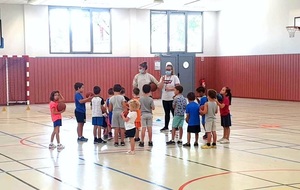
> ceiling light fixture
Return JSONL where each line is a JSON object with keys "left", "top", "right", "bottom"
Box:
{"left": 27, "top": 0, "right": 44, "bottom": 5}
{"left": 184, "top": 0, "right": 200, "bottom": 6}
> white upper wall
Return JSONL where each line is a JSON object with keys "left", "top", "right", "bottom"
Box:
{"left": 0, "top": 4, "right": 24, "bottom": 56}
{"left": 1, "top": 0, "right": 300, "bottom": 57}
{"left": 217, "top": 0, "right": 300, "bottom": 56}
{"left": 0, "top": 4, "right": 218, "bottom": 57}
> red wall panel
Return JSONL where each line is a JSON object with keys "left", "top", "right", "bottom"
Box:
{"left": 0, "top": 57, "right": 7, "bottom": 105}
{"left": 3, "top": 54, "right": 300, "bottom": 105}
{"left": 195, "top": 57, "right": 216, "bottom": 90}
{"left": 0, "top": 56, "right": 26, "bottom": 105}
{"left": 29, "top": 57, "right": 160, "bottom": 104}
{"left": 214, "top": 54, "right": 300, "bottom": 101}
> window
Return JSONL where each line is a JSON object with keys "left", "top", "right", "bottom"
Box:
{"left": 49, "top": 7, "right": 111, "bottom": 54}
{"left": 150, "top": 11, "right": 203, "bottom": 53}
{"left": 151, "top": 11, "right": 168, "bottom": 53}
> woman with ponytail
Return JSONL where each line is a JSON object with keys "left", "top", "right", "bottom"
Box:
{"left": 216, "top": 87, "right": 232, "bottom": 144}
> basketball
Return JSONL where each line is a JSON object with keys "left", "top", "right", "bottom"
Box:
{"left": 125, "top": 102, "right": 129, "bottom": 109}
{"left": 86, "top": 91, "right": 94, "bottom": 98}
{"left": 101, "top": 106, "right": 107, "bottom": 113}
{"left": 57, "top": 102, "right": 66, "bottom": 111}
{"left": 217, "top": 93, "right": 223, "bottom": 102}
{"left": 200, "top": 105, "right": 204, "bottom": 111}
{"left": 122, "top": 110, "right": 129, "bottom": 117}
{"left": 149, "top": 82, "right": 157, "bottom": 92}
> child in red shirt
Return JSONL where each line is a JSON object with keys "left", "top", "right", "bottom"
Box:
{"left": 49, "top": 91, "right": 65, "bottom": 150}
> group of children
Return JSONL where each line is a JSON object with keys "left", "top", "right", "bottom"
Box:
{"left": 48, "top": 81, "right": 232, "bottom": 153}
{"left": 166, "top": 86, "right": 232, "bottom": 149}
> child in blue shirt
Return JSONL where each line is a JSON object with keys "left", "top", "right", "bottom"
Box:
{"left": 183, "top": 92, "right": 201, "bottom": 147}
{"left": 74, "top": 82, "right": 93, "bottom": 142}
{"left": 196, "top": 86, "right": 208, "bottom": 139}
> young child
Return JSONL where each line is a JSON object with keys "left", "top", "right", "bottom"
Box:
{"left": 49, "top": 90, "right": 65, "bottom": 150}
{"left": 166, "top": 85, "right": 186, "bottom": 145}
{"left": 196, "top": 86, "right": 208, "bottom": 139}
{"left": 103, "top": 88, "right": 114, "bottom": 140}
{"left": 132, "top": 87, "right": 142, "bottom": 142}
{"left": 108, "top": 84, "right": 127, "bottom": 147}
{"left": 121, "top": 99, "right": 140, "bottom": 155}
{"left": 183, "top": 92, "right": 201, "bottom": 147}
{"left": 139, "top": 84, "right": 155, "bottom": 147}
{"left": 216, "top": 86, "right": 232, "bottom": 144}
{"left": 200, "top": 89, "right": 218, "bottom": 149}
{"left": 74, "top": 82, "right": 92, "bottom": 142}
{"left": 91, "top": 86, "right": 107, "bottom": 144}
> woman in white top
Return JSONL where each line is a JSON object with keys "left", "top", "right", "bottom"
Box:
{"left": 158, "top": 62, "right": 180, "bottom": 132}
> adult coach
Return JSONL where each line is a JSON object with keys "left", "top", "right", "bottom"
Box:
{"left": 158, "top": 62, "right": 180, "bottom": 132}
{"left": 133, "top": 62, "right": 159, "bottom": 95}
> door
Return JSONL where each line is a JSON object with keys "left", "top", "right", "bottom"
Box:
{"left": 160, "top": 54, "right": 195, "bottom": 97}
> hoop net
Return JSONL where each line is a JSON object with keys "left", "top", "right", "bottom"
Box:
{"left": 286, "top": 26, "right": 300, "bottom": 38}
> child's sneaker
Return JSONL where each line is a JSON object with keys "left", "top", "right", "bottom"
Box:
{"left": 183, "top": 143, "right": 191, "bottom": 147}
{"left": 166, "top": 140, "right": 175, "bottom": 145}
{"left": 49, "top": 143, "right": 56, "bottom": 149}
{"left": 126, "top": 150, "right": 135, "bottom": 155}
{"left": 103, "top": 134, "right": 108, "bottom": 140}
{"left": 134, "top": 137, "right": 140, "bottom": 142}
{"left": 217, "top": 138, "right": 225, "bottom": 142}
{"left": 148, "top": 141, "right": 153, "bottom": 147}
{"left": 97, "top": 138, "right": 107, "bottom": 144}
{"left": 77, "top": 136, "right": 88, "bottom": 142}
{"left": 114, "top": 142, "right": 119, "bottom": 147}
{"left": 194, "top": 142, "right": 199, "bottom": 147}
{"left": 121, "top": 142, "right": 125, "bottom": 146}
{"left": 107, "top": 134, "right": 113, "bottom": 140}
{"left": 220, "top": 139, "right": 230, "bottom": 144}
{"left": 139, "top": 142, "right": 144, "bottom": 147}
{"left": 94, "top": 138, "right": 98, "bottom": 144}
{"left": 201, "top": 144, "right": 211, "bottom": 149}
{"left": 177, "top": 140, "right": 183, "bottom": 145}
{"left": 57, "top": 144, "right": 65, "bottom": 150}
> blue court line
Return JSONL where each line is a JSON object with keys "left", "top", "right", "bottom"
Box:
{"left": 0, "top": 129, "right": 171, "bottom": 189}
{"left": 79, "top": 157, "right": 172, "bottom": 190}
{"left": 0, "top": 152, "right": 81, "bottom": 190}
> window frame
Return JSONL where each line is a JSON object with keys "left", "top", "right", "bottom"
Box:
{"left": 150, "top": 10, "right": 203, "bottom": 54}
{"left": 48, "top": 7, "right": 112, "bottom": 54}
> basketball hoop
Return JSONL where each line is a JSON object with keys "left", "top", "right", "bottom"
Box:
{"left": 286, "top": 26, "right": 300, "bottom": 38}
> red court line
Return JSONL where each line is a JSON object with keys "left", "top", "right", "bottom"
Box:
{"left": 178, "top": 169, "right": 300, "bottom": 190}
{"left": 0, "top": 144, "right": 21, "bottom": 147}
{"left": 260, "top": 124, "right": 280, "bottom": 128}
{"left": 20, "top": 134, "right": 47, "bottom": 149}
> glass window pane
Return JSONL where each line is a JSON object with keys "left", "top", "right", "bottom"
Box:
{"left": 71, "top": 9, "right": 91, "bottom": 52}
{"left": 151, "top": 12, "right": 168, "bottom": 53}
{"left": 92, "top": 11, "right": 111, "bottom": 53}
{"left": 169, "top": 13, "right": 185, "bottom": 52}
{"left": 49, "top": 8, "right": 70, "bottom": 53}
{"left": 187, "top": 13, "right": 203, "bottom": 52}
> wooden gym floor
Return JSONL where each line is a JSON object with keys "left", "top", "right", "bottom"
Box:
{"left": 0, "top": 98, "right": 300, "bottom": 190}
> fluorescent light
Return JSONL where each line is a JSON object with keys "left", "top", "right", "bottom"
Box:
{"left": 27, "top": 0, "right": 44, "bottom": 5}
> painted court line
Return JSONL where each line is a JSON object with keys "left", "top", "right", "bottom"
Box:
{"left": 80, "top": 157, "right": 172, "bottom": 190}
{"left": 178, "top": 169, "right": 300, "bottom": 190}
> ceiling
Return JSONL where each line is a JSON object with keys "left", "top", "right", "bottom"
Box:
{"left": 0, "top": 0, "right": 224, "bottom": 11}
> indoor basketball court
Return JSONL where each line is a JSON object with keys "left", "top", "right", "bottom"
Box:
{"left": 1, "top": 98, "right": 300, "bottom": 190}
{"left": 1, "top": 0, "right": 300, "bottom": 190}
